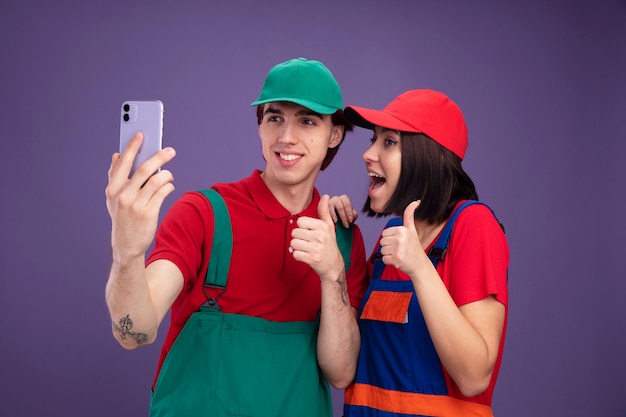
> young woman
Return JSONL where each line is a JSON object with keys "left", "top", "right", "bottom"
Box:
{"left": 330, "top": 89, "right": 509, "bottom": 417}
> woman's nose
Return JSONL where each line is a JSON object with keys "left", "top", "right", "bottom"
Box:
{"left": 363, "top": 144, "right": 378, "bottom": 162}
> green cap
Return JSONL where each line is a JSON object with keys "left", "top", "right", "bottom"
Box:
{"left": 251, "top": 57, "right": 343, "bottom": 115}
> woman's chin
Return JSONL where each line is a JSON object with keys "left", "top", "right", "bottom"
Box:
{"left": 368, "top": 199, "right": 386, "bottom": 214}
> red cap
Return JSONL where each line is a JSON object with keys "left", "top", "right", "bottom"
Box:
{"left": 344, "top": 89, "right": 468, "bottom": 159}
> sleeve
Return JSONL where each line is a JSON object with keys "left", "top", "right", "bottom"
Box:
{"left": 444, "top": 204, "right": 509, "bottom": 307}
{"left": 345, "top": 224, "right": 369, "bottom": 310}
{"left": 146, "top": 191, "right": 215, "bottom": 290}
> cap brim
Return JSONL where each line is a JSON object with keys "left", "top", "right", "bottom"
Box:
{"left": 345, "top": 106, "right": 423, "bottom": 133}
{"left": 251, "top": 97, "right": 338, "bottom": 115}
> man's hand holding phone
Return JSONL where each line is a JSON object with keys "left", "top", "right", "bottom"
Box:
{"left": 106, "top": 100, "right": 176, "bottom": 263}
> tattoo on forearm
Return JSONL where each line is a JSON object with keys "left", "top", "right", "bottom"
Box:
{"left": 112, "top": 315, "right": 148, "bottom": 345}
{"left": 337, "top": 273, "right": 349, "bottom": 306}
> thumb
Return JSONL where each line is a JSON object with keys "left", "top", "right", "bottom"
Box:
{"left": 403, "top": 200, "right": 421, "bottom": 230}
{"left": 317, "top": 194, "right": 333, "bottom": 225}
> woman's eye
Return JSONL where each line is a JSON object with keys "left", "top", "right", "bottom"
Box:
{"left": 384, "top": 138, "right": 398, "bottom": 146}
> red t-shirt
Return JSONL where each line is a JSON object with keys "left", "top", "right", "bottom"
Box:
{"left": 147, "top": 170, "right": 368, "bottom": 386}
{"left": 372, "top": 201, "right": 509, "bottom": 406}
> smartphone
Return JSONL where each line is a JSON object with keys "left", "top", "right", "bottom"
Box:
{"left": 119, "top": 100, "right": 164, "bottom": 178}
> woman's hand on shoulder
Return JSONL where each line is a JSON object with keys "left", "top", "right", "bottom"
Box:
{"left": 328, "top": 194, "right": 358, "bottom": 228}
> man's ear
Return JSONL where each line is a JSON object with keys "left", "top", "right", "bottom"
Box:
{"left": 328, "top": 125, "right": 344, "bottom": 149}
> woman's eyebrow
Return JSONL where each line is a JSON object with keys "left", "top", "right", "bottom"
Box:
{"left": 380, "top": 127, "right": 401, "bottom": 135}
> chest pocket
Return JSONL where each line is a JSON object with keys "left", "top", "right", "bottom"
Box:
{"left": 360, "top": 290, "right": 412, "bottom": 323}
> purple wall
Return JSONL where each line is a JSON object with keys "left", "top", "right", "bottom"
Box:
{"left": 1, "top": 1, "right": 625, "bottom": 416}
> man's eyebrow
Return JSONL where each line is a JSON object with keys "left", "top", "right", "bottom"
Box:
{"left": 295, "top": 109, "right": 324, "bottom": 119}
{"left": 263, "top": 106, "right": 283, "bottom": 117}
{"left": 263, "top": 105, "right": 324, "bottom": 119}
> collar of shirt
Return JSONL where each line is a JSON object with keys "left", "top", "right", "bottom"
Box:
{"left": 244, "top": 169, "right": 320, "bottom": 220}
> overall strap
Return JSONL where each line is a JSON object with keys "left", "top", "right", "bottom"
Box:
{"left": 335, "top": 222, "right": 353, "bottom": 272}
{"left": 197, "top": 189, "right": 233, "bottom": 309}
{"left": 427, "top": 200, "right": 500, "bottom": 268}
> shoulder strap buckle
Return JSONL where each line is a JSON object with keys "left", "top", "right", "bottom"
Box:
{"left": 427, "top": 247, "right": 447, "bottom": 261}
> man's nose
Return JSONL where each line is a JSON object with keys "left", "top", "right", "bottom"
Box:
{"left": 278, "top": 120, "right": 298, "bottom": 144}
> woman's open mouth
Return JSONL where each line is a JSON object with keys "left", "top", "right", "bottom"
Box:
{"left": 368, "top": 171, "right": 386, "bottom": 190}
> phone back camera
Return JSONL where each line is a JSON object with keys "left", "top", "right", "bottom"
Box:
{"left": 123, "top": 113, "right": 130, "bottom": 122}
{"left": 123, "top": 104, "right": 130, "bottom": 112}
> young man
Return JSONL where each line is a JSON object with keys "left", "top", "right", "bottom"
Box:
{"left": 105, "top": 58, "right": 367, "bottom": 416}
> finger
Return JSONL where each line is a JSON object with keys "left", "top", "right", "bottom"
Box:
{"left": 403, "top": 200, "right": 421, "bottom": 231}
{"left": 289, "top": 237, "right": 318, "bottom": 266}
{"left": 328, "top": 198, "right": 339, "bottom": 224}
{"left": 291, "top": 247, "right": 314, "bottom": 266}
{"left": 329, "top": 199, "right": 347, "bottom": 226}
{"left": 107, "top": 152, "right": 121, "bottom": 184}
{"left": 317, "top": 194, "right": 334, "bottom": 226}
{"left": 338, "top": 204, "right": 350, "bottom": 228}
{"left": 130, "top": 146, "right": 176, "bottom": 188}
{"left": 289, "top": 237, "right": 310, "bottom": 253}
{"left": 338, "top": 195, "right": 356, "bottom": 223}
{"left": 350, "top": 209, "right": 358, "bottom": 223}
{"left": 109, "top": 152, "right": 120, "bottom": 172}
{"left": 139, "top": 169, "right": 175, "bottom": 206}
{"left": 329, "top": 195, "right": 355, "bottom": 228}
{"left": 290, "top": 225, "right": 317, "bottom": 243}
{"left": 105, "top": 153, "right": 122, "bottom": 204}
{"left": 145, "top": 173, "right": 176, "bottom": 212}
{"left": 117, "top": 132, "right": 143, "bottom": 177}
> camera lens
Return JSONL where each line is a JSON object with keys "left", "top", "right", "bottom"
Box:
{"left": 123, "top": 114, "right": 130, "bottom": 122}
{"left": 123, "top": 104, "right": 130, "bottom": 112}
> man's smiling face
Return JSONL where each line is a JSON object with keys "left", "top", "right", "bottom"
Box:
{"left": 258, "top": 101, "right": 342, "bottom": 190}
